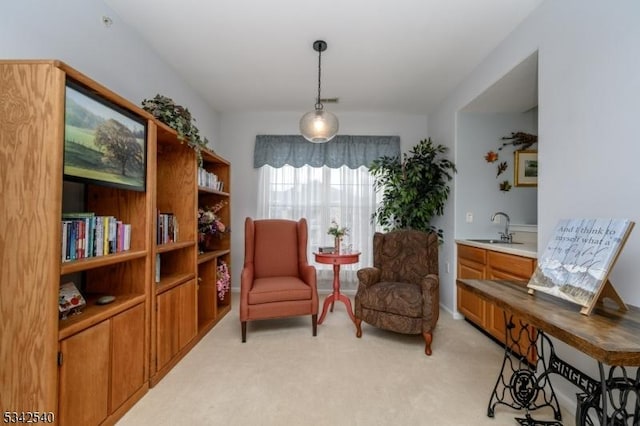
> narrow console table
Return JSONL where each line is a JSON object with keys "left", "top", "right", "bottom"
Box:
{"left": 456, "top": 279, "right": 640, "bottom": 426}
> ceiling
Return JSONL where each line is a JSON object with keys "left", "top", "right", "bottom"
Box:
{"left": 104, "top": 0, "right": 542, "bottom": 115}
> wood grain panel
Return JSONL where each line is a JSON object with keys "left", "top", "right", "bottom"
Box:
{"left": 58, "top": 320, "right": 110, "bottom": 426}
{"left": 0, "top": 62, "right": 63, "bottom": 413}
{"left": 156, "top": 142, "right": 197, "bottom": 242}
{"left": 487, "top": 251, "right": 534, "bottom": 279}
{"left": 156, "top": 288, "right": 180, "bottom": 369}
{"left": 458, "top": 244, "right": 486, "bottom": 265}
{"left": 110, "top": 304, "right": 145, "bottom": 412}
{"left": 198, "top": 262, "right": 217, "bottom": 324}
{"left": 179, "top": 280, "right": 197, "bottom": 349}
{"left": 457, "top": 279, "right": 640, "bottom": 366}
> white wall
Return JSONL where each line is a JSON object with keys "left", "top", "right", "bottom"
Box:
{"left": 217, "top": 111, "right": 428, "bottom": 290}
{"left": 456, "top": 111, "right": 538, "bottom": 238}
{"left": 430, "top": 0, "right": 640, "bottom": 412}
{"left": 0, "top": 0, "right": 220, "bottom": 148}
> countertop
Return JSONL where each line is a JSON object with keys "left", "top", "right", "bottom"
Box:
{"left": 456, "top": 238, "right": 537, "bottom": 259}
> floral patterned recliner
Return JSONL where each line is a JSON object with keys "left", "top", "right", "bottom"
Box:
{"left": 354, "top": 229, "right": 439, "bottom": 355}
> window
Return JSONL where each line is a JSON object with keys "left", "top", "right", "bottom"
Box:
{"left": 257, "top": 164, "right": 379, "bottom": 288}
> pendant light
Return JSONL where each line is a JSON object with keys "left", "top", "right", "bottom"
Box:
{"left": 299, "top": 40, "right": 339, "bottom": 143}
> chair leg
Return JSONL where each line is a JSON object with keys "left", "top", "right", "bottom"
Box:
{"left": 241, "top": 321, "right": 247, "bottom": 343}
{"left": 422, "top": 331, "right": 433, "bottom": 356}
{"left": 355, "top": 318, "right": 363, "bottom": 338}
{"left": 312, "top": 314, "right": 317, "bottom": 336}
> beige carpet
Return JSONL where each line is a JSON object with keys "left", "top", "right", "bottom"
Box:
{"left": 117, "top": 292, "right": 574, "bottom": 425}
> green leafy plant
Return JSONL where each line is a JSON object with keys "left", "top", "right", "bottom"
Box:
{"left": 327, "top": 220, "right": 349, "bottom": 238}
{"left": 141, "top": 94, "right": 209, "bottom": 162}
{"left": 369, "top": 138, "right": 456, "bottom": 240}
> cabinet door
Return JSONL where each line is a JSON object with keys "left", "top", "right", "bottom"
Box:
{"left": 157, "top": 287, "right": 180, "bottom": 369}
{"left": 59, "top": 321, "right": 110, "bottom": 426}
{"left": 487, "top": 260, "right": 537, "bottom": 364}
{"left": 457, "top": 257, "right": 486, "bottom": 325}
{"left": 111, "top": 304, "right": 145, "bottom": 412}
{"left": 179, "top": 280, "right": 197, "bottom": 348}
{"left": 487, "top": 251, "right": 535, "bottom": 281}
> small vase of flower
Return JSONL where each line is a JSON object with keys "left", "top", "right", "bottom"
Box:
{"left": 198, "top": 200, "right": 230, "bottom": 252}
{"left": 327, "top": 220, "right": 349, "bottom": 254}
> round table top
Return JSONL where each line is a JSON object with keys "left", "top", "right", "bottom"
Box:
{"left": 313, "top": 251, "right": 361, "bottom": 265}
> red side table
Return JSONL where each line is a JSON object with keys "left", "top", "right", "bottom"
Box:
{"left": 313, "top": 251, "right": 360, "bottom": 325}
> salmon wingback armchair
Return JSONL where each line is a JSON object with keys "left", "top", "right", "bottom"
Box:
{"left": 354, "top": 229, "right": 440, "bottom": 356}
{"left": 240, "top": 217, "right": 319, "bottom": 342}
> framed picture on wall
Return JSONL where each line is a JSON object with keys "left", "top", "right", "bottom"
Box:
{"left": 514, "top": 150, "right": 538, "bottom": 187}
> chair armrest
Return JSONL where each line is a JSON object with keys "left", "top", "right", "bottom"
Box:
{"left": 420, "top": 274, "right": 440, "bottom": 328}
{"left": 300, "top": 264, "right": 317, "bottom": 290}
{"left": 240, "top": 264, "right": 254, "bottom": 321}
{"left": 300, "top": 263, "right": 318, "bottom": 314}
{"left": 357, "top": 267, "right": 381, "bottom": 288}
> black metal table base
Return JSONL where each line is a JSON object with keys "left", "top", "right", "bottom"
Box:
{"left": 487, "top": 315, "right": 562, "bottom": 422}
{"left": 575, "top": 364, "right": 640, "bottom": 426}
{"left": 487, "top": 313, "right": 640, "bottom": 425}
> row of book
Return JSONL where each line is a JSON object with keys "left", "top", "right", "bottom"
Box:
{"left": 157, "top": 211, "right": 179, "bottom": 245}
{"left": 198, "top": 167, "right": 224, "bottom": 192}
{"left": 61, "top": 212, "right": 131, "bottom": 262}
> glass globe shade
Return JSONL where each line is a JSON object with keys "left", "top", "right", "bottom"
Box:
{"left": 299, "top": 109, "right": 339, "bottom": 143}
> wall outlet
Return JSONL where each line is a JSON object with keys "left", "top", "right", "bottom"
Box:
{"left": 466, "top": 212, "right": 473, "bottom": 223}
{"left": 492, "top": 215, "right": 501, "bottom": 224}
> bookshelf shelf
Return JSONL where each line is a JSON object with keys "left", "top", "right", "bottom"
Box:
{"left": 60, "top": 249, "right": 148, "bottom": 275}
{"left": 156, "top": 240, "right": 195, "bottom": 254}
{"left": 198, "top": 249, "right": 230, "bottom": 264}
{"left": 58, "top": 294, "right": 146, "bottom": 340}
{"left": 156, "top": 272, "right": 196, "bottom": 295}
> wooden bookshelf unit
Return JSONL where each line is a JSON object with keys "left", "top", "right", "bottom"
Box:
{"left": 0, "top": 60, "right": 232, "bottom": 424}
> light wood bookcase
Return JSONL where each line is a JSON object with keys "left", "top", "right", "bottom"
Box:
{"left": 149, "top": 127, "right": 233, "bottom": 388}
{"left": 196, "top": 149, "right": 232, "bottom": 335}
{"left": 0, "top": 60, "right": 232, "bottom": 424}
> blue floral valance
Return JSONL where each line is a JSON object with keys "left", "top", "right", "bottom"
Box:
{"left": 254, "top": 135, "right": 400, "bottom": 169}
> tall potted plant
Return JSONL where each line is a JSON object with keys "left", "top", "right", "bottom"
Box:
{"left": 369, "top": 138, "right": 456, "bottom": 239}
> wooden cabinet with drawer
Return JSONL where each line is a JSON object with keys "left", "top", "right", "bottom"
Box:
{"left": 457, "top": 243, "right": 537, "bottom": 363}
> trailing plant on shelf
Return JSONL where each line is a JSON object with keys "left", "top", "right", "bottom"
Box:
{"left": 369, "top": 138, "right": 456, "bottom": 240}
{"left": 141, "top": 94, "right": 209, "bottom": 162}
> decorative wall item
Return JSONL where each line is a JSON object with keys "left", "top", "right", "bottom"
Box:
{"left": 499, "top": 131, "right": 538, "bottom": 151}
{"left": 514, "top": 150, "right": 538, "bottom": 187}
{"left": 496, "top": 161, "right": 508, "bottom": 177}
{"left": 499, "top": 180, "right": 512, "bottom": 192}
{"left": 485, "top": 131, "right": 538, "bottom": 192}
{"left": 484, "top": 151, "right": 499, "bottom": 163}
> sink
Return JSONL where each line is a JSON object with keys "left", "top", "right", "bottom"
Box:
{"left": 467, "top": 239, "right": 523, "bottom": 245}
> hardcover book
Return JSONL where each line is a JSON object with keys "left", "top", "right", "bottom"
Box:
{"left": 527, "top": 218, "right": 634, "bottom": 314}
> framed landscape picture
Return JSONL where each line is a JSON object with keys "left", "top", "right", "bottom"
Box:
{"left": 64, "top": 79, "right": 147, "bottom": 192}
{"left": 514, "top": 150, "right": 537, "bottom": 187}
{"left": 527, "top": 218, "right": 635, "bottom": 314}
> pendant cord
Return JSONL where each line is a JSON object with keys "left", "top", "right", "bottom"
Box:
{"left": 316, "top": 48, "right": 323, "bottom": 110}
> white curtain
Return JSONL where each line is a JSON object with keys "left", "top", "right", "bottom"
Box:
{"left": 257, "top": 164, "right": 379, "bottom": 292}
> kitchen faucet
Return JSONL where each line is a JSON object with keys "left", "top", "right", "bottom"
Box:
{"left": 491, "top": 211, "right": 513, "bottom": 243}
